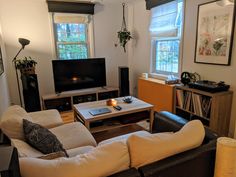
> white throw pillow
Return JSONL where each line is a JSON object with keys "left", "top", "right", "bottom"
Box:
{"left": 0, "top": 105, "right": 32, "bottom": 140}
{"left": 20, "top": 141, "right": 130, "bottom": 177}
{"left": 128, "top": 120, "right": 205, "bottom": 168}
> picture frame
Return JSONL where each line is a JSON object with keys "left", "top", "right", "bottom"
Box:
{"left": 194, "top": 0, "right": 235, "bottom": 65}
{"left": 0, "top": 46, "right": 4, "bottom": 76}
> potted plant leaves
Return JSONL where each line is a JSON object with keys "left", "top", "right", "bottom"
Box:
{"left": 15, "top": 56, "right": 37, "bottom": 75}
{"left": 117, "top": 3, "right": 132, "bottom": 52}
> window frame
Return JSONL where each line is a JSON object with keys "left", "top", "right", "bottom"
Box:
{"left": 150, "top": 0, "right": 185, "bottom": 78}
{"left": 151, "top": 36, "right": 182, "bottom": 77}
{"left": 52, "top": 13, "right": 93, "bottom": 60}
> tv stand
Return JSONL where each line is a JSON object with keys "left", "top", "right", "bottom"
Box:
{"left": 42, "top": 87, "right": 119, "bottom": 112}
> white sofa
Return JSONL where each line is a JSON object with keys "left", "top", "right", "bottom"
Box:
{"left": 0, "top": 105, "right": 97, "bottom": 157}
{"left": 0, "top": 105, "right": 206, "bottom": 177}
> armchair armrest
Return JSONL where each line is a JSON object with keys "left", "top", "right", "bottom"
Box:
{"left": 28, "top": 109, "right": 63, "bottom": 128}
{"left": 152, "top": 111, "right": 218, "bottom": 143}
{"left": 152, "top": 111, "right": 187, "bottom": 133}
{"left": 0, "top": 129, "right": 11, "bottom": 145}
{"left": 139, "top": 140, "right": 216, "bottom": 177}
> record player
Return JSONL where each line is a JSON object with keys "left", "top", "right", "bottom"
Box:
{"left": 188, "top": 80, "right": 230, "bottom": 93}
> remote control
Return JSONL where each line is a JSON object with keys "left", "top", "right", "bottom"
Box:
{"left": 113, "top": 105, "right": 122, "bottom": 111}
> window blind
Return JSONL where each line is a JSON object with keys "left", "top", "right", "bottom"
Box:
{"left": 53, "top": 13, "right": 91, "bottom": 24}
{"left": 47, "top": 0, "right": 95, "bottom": 14}
{"left": 149, "top": 1, "right": 178, "bottom": 37}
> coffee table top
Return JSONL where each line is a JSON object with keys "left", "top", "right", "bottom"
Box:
{"left": 73, "top": 97, "right": 153, "bottom": 122}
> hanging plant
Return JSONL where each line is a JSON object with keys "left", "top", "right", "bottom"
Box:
{"left": 117, "top": 3, "right": 132, "bottom": 52}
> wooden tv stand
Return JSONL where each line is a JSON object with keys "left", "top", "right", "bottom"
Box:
{"left": 41, "top": 87, "right": 119, "bottom": 113}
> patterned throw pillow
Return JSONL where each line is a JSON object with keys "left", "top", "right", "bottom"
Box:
{"left": 23, "top": 119, "right": 68, "bottom": 157}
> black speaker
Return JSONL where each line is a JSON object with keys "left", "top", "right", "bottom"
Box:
{"left": 21, "top": 74, "right": 41, "bottom": 112}
{"left": 119, "top": 67, "right": 130, "bottom": 96}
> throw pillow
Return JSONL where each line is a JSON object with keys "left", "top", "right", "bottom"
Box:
{"left": 23, "top": 119, "right": 68, "bottom": 157}
{"left": 128, "top": 120, "right": 205, "bottom": 168}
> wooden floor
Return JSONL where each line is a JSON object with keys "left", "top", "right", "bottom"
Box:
{"left": 61, "top": 111, "right": 147, "bottom": 143}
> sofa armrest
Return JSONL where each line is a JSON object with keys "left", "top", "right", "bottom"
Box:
{"left": 139, "top": 140, "right": 216, "bottom": 177}
{"left": 28, "top": 109, "right": 63, "bottom": 128}
{"left": 108, "top": 168, "right": 140, "bottom": 177}
{"left": 152, "top": 111, "right": 218, "bottom": 143}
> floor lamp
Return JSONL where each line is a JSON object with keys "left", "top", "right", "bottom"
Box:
{"left": 12, "top": 38, "right": 30, "bottom": 107}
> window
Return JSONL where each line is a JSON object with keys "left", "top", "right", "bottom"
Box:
{"left": 150, "top": 0, "right": 184, "bottom": 76}
{"left": 53, "top": 13, "right": 92, "bottom": 60}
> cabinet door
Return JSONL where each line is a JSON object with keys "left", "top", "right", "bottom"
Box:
{"left": 138, "top": 78, "right": 174, "bottom": 112}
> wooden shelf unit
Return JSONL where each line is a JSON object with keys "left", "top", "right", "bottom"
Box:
{"left": 42, "top": 87, "right": 119, "bottom": 113}
{"left": 174, "top": 85, "right": 233, "bottom": 136}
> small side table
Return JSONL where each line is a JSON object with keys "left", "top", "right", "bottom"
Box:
{"left": 0, "top": 146, "right": 21, "bottom": 177}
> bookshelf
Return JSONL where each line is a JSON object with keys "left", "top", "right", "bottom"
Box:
{"left": 174, "top": 85, "right": 233, "bottom": 136}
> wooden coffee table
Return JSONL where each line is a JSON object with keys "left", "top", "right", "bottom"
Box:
{"left": 73, "top": 97, "right": 154, "bottom": 133}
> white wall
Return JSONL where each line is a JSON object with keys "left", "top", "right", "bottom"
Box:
{"left": 0, "top": 0, "right": 128, "bottom": 106}
{"left": 0, "top": 0, "right": 55, "bottom": 106}
{"left": 127, "top": 0, "right": 151, "bottom": 96}
{"left": 0, "top": 21, "right": 10, "bottom": 117}
{"left": 94, "top": 3, "right": 128, "bottom": 87}
{"left": 128, "top": 0, "right": 236, "bottom": 137}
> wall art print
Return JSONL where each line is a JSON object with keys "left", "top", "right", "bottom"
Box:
{"left": 195, "top": 0, "right": 235, "bottom": 65}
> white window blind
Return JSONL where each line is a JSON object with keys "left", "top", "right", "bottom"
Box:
{"left": 54, "top": 13, "right": 91, "bottom": 24}
{"left": 149, "top": 1, "right": 178, "bottom": 37}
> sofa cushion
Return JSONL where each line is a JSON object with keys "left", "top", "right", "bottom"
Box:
{"left": 20, "top": 141, "right": 130, "bottom": 177}
{"left": 99, "top": 130, "right": 151, "bottom": 146}
{"left": 50, "top": 122, "right": 97, "bottom": 149}
{"left": 128, "top": 120, "right": 205, "bottom": 168}
{"left": 67, "top": 146, "right": 95, "bottom": 157}
{"left": 23, "top": 119, "right": 67, "bottom": 156}
{"left": 29, "top": 110, "right": 63, "bottom": 128}
{"left": 38, "top": 151, "right": 67, "bottom": 160}
{"left": 0, "top": 105, "right": 32, "bottom": 140}
{"left": 11, "top": 139, "right": 43, "bottom": 158}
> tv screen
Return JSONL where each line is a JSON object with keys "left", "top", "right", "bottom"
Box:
{"left": 52, "top": 58, "right": 106, "bottom": 93}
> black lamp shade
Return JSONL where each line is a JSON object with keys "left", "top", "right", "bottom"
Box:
{"left": 18, "top": 38, "right": 30, "bottom": 48}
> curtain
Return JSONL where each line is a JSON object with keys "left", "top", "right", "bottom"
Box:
{"left": 149, "top": 1, "right": 178, "bottom": 37}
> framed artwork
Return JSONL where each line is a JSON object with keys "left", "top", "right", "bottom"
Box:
{"left": 0, "top": 46, "right": 4, "bottom": 75}
{"left": 194, "top": 0, "right": 235, "bottom": 65}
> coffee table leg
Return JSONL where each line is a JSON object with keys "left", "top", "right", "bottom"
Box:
{"left": 149, "top": 109, "right": 154, "bottom": 133}
{"left": 85, "top": 121, "right": 90, "bottom": 130}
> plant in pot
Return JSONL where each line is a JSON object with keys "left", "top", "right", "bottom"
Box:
{"left": 15, "top": 56, "right": 37, "bottom": 75}
{"left": 117, "top": 3, "right": 132, "bottom": 52}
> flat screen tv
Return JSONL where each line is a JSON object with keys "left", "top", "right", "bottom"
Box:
{"left": 52, "top": 58, "right": 106, "bottom": 93}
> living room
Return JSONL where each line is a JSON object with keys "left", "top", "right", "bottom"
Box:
{"left": 0, "top": 0, "right": 236, "bottom": 176}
